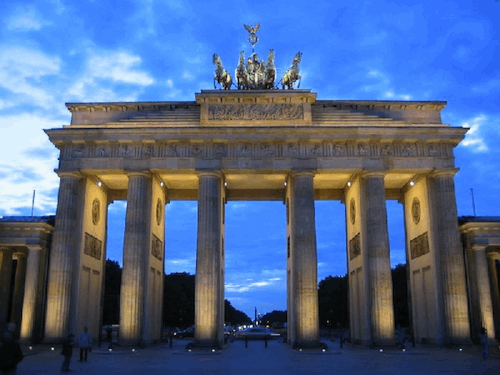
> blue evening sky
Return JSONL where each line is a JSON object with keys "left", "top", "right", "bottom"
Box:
{"left": 0, "top": 0, "right": 499, "bottom": 318}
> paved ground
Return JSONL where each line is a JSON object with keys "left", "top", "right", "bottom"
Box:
{"left": 15, "top": 338, "right": 500, "bottom": 375}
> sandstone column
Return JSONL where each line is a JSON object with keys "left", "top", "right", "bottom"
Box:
{"left": 120, "top": 172, "right": 151, "bottom": 345}
{"left": 362, "top": 172, "right": 395, "bottom": 345}
{"left": 20, "top": 246, "right": 43, "bottom": 341}
{"left": 487, "top": 254, "right": 500, "bottom": 333}
{"left": 194, "top": 171, "right": 223, "bottom": 348}
{"left": 45, "top": 172, "right": 84, "bottom": 341}
{"left": 10, "top": 253, "right": 27, "bottom": 336}
{"left": 469, "top": 246, "right": 495, "bottom": 339}
{"left": 289, "top": 171, "right": 319, "bottom": 347}
{"left": 0, "top": 248, "right": 14, "bottom": 323}
{"left": 431, "top": 171, "right": 470, "bottom": 343}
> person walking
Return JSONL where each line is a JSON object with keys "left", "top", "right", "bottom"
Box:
{"left": 480, "top": 327, "right": 489, "bottom": 359}
{"left": 78, "top": 327, "right": 92, "bottom": 362}
{"left": 61, "top": 333, "right": 74, "bottom": 372}
{"left": 0, "top": 329, "right": 24, "bottom": 375}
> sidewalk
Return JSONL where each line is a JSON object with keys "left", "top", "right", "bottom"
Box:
{"left": 15, "top": 339, "right": 500, "bottom": 375}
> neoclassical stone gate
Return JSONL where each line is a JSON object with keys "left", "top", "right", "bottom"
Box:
{"left": 42, "top": 89, "right": 472, "bottom": 347}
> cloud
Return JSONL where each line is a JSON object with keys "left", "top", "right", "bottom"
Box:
{"left": 0, "top": 46, "right": 61, "bottom": 109}
{"left": 459, "top": 114, "right": 488, "bottom": 152}
{"left": 6, "top": 5, "right": 51, "bottom": 31}
{"left": 67, "top": 50, "right": 154, "bottom": 102}
{"left": 0, "top": 113, "right": 61, "bottom": 215}
{"left": 362, "top": 69, "right": 412, "bottom": 100}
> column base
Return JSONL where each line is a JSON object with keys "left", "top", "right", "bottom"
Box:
{"left": 188, "top": 340, "right": 223, "bottom": 351}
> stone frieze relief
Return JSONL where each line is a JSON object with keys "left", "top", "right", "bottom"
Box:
{"left": 64, "top": 141, "right": 448, "bottom": 160}
{"left": 208, "top": 104, "right": 304, "bottom": 121}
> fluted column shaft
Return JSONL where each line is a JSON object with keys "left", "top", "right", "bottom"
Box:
{"left": 470, "top": 247, "right": 495, "bottom": 339}
{"left": 487, "top": 255, "right": 500, "bottom": 333}
{"left": 20, "top": 247, "right": 42, "bottom": 341}
{"left": 10, "top": 254, "right": 27, "bottom": 336}
{"left": 194, "top": 172, "right": 223, "bottom": 347}
{"left": 289, "top": 171, "right": 319, "bottom": 347}
{"left": 120, "top": 173, "right": 151, "bottom": 344}
{"left": 362, "top": 172, "right": 395, "bottom": 344}
{"left": 45, "top": 173, "right": 83, "bottom": 340}
{"left": 0, "top": 248, "right": 14, "bottom": 323}
{"left": 432, "top": 171, "right": 470, "bottom": 343}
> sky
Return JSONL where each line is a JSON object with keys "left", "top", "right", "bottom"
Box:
{"left": 0, "top": 0, "right": 499, "bottom": 320}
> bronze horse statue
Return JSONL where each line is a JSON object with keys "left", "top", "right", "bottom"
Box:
{"left": 235, "top": 51, "right": 249, "bottom": 90}
{"left": 213, "top": 54, "right": 233, "bottom": 90}
{"left": 281, "top": 52, "right": 302, "bottom": 90}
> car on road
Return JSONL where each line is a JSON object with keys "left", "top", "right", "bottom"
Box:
{"left": 174, "top": 326, "right": 195, "bottom": 339}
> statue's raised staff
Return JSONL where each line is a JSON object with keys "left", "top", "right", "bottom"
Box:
{"left": 213, "top": 54, "right": 233, "bottom": 90}
{"left": 281, "top": 52, "right": 302, "bottom": 90}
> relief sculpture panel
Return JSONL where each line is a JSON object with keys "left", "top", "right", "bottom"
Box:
{"left": 208, "top": 104, "right": 303, "bottom": 121}
{"left": 410, "top": 231, "right": 429, "bottom": 260}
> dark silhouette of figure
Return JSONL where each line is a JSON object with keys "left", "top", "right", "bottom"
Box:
{"left": 0, "top": 329, "right": 23, "bottom": 375}
{"left": 61, "top": 334, "right": 74, "bottom": 372}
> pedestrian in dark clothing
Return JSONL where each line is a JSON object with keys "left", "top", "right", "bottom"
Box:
{"left": 61, "top": 334, "right": 74, "bottom": 372}
{"left": 0, "top": 330, "right": 23, "bottom": 375}
{"left": 480, "top": 327, "right": 489, "bottom": 359}
{"left": 78, "top": 326, "right": 92, "bottom": 362}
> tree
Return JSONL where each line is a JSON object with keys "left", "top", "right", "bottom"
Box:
{"left": 392, "top": 263, "right": 410, "bottom": 327}
{"left": 163, "top": 272, "right": 195, "bottom": 328}
{"left": 261, "top": 310, "right": 287, "bottom": 326}
{"left": 318, "top": 275, "right": 348, "bottom": 328}
{"left": 225, "top": 300, "right": 252, "bottom": 326}
{"left": 103, "top": 259, "right": 121, "bottom": 325}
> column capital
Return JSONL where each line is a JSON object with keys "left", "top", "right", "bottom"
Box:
{"left": 55, "top": 170, "right": 83, "bottom": 179}
{"left": 12, "top": 252, "right": 27, "bottom": 260}
{"left": 429, "top": 168, "right": 459, "bottom": 179}
{"left": 486, "top": 252, "right": 500, "bottom": 260}
{"left": 470, "top": 245, "right": 487, "bottom": 252}
{"left": 289, "top": 170, "right": 315, "bottom": 178}
{"left": 361, "top": 170, "right": 385, "bottom": 179}
{"left": 196, "top": 170, "right": 223, "bottom": 179}
{"left": 27, "top": 245, "right": 43, "bottom": 252}
{"left": 126, "top": 171, "right": 151, "bottom": 179}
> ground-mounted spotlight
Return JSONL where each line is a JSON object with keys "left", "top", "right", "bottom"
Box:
{"left": 459, "top": 348, "right": 462, "bottom": 352}
{"left": 402, "top": 349, "right": 405, "bottom": 352}
{"left": 284, "top": 181, "right": 287, "bottom": 187}
{"left": 29, "top": 346, "right": 33, "bottom": 350}
{"left": 379, "top": 349, "right": 383, "bottom": 352}
{"left": 188, "top": 349, "right": 192, "bottom": 352}
{"left": 322, "top": 348, "right": 326, "bottom": 352}
{"left": 347, "top": 181, "right": 351, "bottom": 187}
{"left": 97, "top": 181, "right": 102, "bottom": 187}
{"left": 108, "top": 348, "right": 112, "bottom": 352}
{"left": 160, "top": 182, "right": 164, "bottom": 187}
{"left": 51, "top": 347, "right": 55, "bottom": 351}
{"left": 132, "top": 348, "right": 135, "bottom": 352}
{"left": 224, "top": 182, "right": 227, "bottom": 187}
{"left": 212, "top": 349, "right": 215, "bottom": 352}
{"left": 409, "top": 180, "right": 415, "bottom": 186}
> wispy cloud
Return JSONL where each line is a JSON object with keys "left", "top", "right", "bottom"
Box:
{"left": 0, "top": 46, "right": 61, "bottom": 109}
{"left": 459, "top": 114, "right": 488, "bottom": 152}
{"left": 6, "top": 5, "right": 51, "bottom": 31}
{"left": 67, "top": 50, "right": 154, "bottom": 102}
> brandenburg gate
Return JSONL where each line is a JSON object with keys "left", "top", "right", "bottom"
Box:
{"left": 41, "top": 84, "right": 471, "bottom": 347}
{"left": 7, "top": 28, "right": 473, "bottom": 347}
